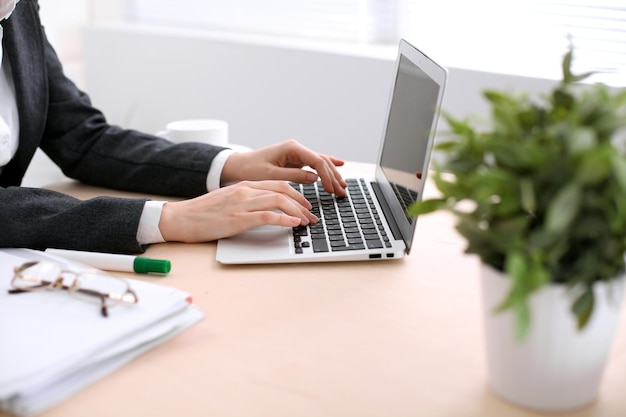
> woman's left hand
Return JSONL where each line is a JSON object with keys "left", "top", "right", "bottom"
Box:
{"left": 221, "top": 139, "right": 348, "bottom": 196}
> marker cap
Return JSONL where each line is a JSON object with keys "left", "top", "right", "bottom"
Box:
{"left": 133, "top": 257, "right": 171, "bottom": 274}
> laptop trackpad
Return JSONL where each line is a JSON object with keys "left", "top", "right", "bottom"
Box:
{"left": 216, "top": 225, "right": 292, "bottom": 264}
{"left": 234, "top": 225, "right": 291, "bottom": 242}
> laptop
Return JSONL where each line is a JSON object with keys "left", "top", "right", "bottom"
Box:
{"left": 216, "top": 39, "right": 447, "bottom": 264}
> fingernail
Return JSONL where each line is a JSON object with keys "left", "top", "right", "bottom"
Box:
{"left": 305, "top": 172, "right": 318, "bottom": 182}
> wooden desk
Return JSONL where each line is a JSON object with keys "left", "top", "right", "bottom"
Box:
{"left": 7, "top": 163, "right": 626, "bottom": 417}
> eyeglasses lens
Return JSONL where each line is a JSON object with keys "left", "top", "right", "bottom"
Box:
{"left": 72, "top": 273, "right": 130, "bottom": 306}
{"left": 14, "top": 262, "right": 65, "bottom": 290}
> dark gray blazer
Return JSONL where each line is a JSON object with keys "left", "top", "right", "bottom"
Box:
{"left": 0, "top": 0, "right": 225, "bottom": 253}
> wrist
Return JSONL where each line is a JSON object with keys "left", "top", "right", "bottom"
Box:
{"left": 220, "top": 152, "right": 245, "bottom": 185}
{"left": 158, "top": 202, "right": 180, "bottom": 242}
{"left": 208, "top": 149, "right": 237, "bottom": 190}
{"left": 137, "top": 201, "right": 167, "bottom": 245}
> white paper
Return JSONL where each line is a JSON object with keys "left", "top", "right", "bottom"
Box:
{"left": 0, "top": 249, "right": 204, "bottom": 416}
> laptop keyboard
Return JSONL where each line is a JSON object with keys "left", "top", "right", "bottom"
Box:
{"left": 391, "top": 182, "right": 418, "bottom": 223}
{"left": 290, "top": 178, "right": 392, "bottom": 254}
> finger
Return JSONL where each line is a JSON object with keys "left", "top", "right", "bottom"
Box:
{"left": 244, "top": 180, "right": 313, "bottom": 211}
{"left": 284, "top": 155, "right": 344, "bottom": 169}
{"left": 283, "top": 140, "right": 345, "bottom": 169}
{"left": 311, "top": 155, "right": 348, "bottom": 197}
{"left": 264, "top": 167, "right": 319, "bottom": 185}
{"left": 278, "top": 151, "right": 347, "bottom": 196}
{"left": 239, "top": 181, "right": 315, "bottom": 217}
{"left": 245, "top": 191, "right": 318, "bottom": 225}
{"left": 326, "top": 155, "right": 346, "bottom": 167}
{"left": 240, "top": 211, "right": 303, "bottom": 229}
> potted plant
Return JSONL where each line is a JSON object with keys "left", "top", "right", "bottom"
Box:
{"left": 410, "top": 45, "right": 626, "bottom": 412}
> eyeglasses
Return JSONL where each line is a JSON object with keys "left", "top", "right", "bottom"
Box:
{"left": 8, "top": 261, "right": 139, "bottom": 317}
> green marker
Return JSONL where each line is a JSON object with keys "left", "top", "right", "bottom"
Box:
{"left": 45, "top": 248, "right": 171, "bottom": 275}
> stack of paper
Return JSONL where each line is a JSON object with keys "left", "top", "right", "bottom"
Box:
{"left": 0, "top": 248, "right": 204, "bottom": 416}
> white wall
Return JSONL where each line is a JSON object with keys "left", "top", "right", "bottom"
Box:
{"left": 24, "top": 15, "right": 561, "bottom": 185}
{"left": 81, "top": 23, "right": 559, "bottom": 164}
{"left": 82, "top": 24, "right": 396, "bottom": 163}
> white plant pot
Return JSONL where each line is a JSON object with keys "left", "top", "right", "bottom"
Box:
{"left": 482, "top": 264, "right": 625, "bottom": 412}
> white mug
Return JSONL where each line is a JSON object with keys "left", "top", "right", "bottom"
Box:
{"left": 157, "top": 119, "right": 229, "bottom": 147}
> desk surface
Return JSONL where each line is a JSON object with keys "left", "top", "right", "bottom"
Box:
{"left": 8, "top": 163, "right": 626, "bottom": 417}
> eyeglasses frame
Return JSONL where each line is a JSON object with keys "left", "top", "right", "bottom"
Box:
{"left": 8, "top": 261, "right": 139, "bottom": 317}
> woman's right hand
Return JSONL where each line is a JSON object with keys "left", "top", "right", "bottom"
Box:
{"left": 158, "top": 180, "right": 318, "bottom": 243}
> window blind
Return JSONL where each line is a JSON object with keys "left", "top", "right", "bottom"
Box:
{"left": 126, "top": 0, "right": 626, "bottom": 80}
{"left": 127, "top": 0, "right": 397, "bottom": 43}
{"left": 519, "top": 0, "right": 626, "bottom": 73}
{"left": 402, "top": 0, "right": 625, "bottom": 81}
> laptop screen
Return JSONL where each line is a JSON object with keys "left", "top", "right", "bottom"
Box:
{"left": 375, "top": 40, "right": 447, "bottom": 253}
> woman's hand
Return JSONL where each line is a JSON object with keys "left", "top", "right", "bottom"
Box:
{"left": 221, "top": 139, "right": 348, "bottom": 197}
{"left": 158, "top": 180, "right": 318, "bottom": 242}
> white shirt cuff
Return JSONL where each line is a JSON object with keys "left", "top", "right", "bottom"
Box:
{"left": 136, "top": 200, "right": 167, "bottom": 245}
{"left": 137, "top": 149, "right": 236, "bottom": 246}
{"left": 207, "top": 149, "right": 236, "bottom": 191}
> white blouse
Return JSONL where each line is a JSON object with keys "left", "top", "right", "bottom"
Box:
{"left": 0, "top": 23, "right": 20, "bottom": 167}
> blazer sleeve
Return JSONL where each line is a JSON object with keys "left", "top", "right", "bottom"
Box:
{"left": 0, "top": 186, "right": 150, "bottom": 253}
{"left": 39, "top": 29, "right": 224, "bottom": 198}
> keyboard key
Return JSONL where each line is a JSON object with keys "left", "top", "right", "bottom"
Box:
{"left": 293, "top": 226, "right": 308, "bottom": 237}
{"left": 332, "top": 244, "right": 365, "bottom": 251}
{"left": 366, "top": 239, "right": 384, "bottom": 249}
{"left": 312, "top": 238, "right": 329, "bottom": 253}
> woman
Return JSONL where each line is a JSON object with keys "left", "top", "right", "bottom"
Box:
{"left": 0, "top": 0, "right": 347, "bottom": 253}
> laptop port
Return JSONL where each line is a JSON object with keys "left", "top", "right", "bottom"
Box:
{"left": 369, "top": 254, "right": 382, "bottom": 259}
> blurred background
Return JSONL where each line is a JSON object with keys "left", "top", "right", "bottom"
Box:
{"left": 25, "top": 0, "right": 626, "bottom": 186}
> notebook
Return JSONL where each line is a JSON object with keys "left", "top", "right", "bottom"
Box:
{"left": 216, "top": 39, "right": 447, "bottom": 264}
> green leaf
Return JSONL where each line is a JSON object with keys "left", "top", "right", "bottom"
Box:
{"left": 444, "top": 158, "right": 482, "bottom": 174}
{"left": 434, "top": 140, "right": 458, "bottom": 151}
{"left": 495, "top": 252, "right": 528, "bottom": 313}
{"left": 545, "top": 183, "right": 582, "bottom": 234}
{"left": 444, "top": 115, "right": 476, "bottom": 137}
{"left": 553, "top": 89, "right": 574, "bottom": 111}
{"left": 520, "top": 178, "right": 536, "bottom": 213}
{"left": 569, "top": 72, "right": 596, "bottom": 84}
{"left": 612, "top": 154, "right": 626, "bottom": 192}
{"left": 576, "top": 146, "right": 613, "bottom": 185}
{"left": 408, "top": 198, "right": 447, "bottom": 217}
{"left": 562, "top": 48, "right": 574, "bottom": 84}
{"left": 561, "top": 45, "right": 594, "bottom": 85}
{"left": 567, "top": 127, "right": 596, "bottom": 155}
{"left": 504, "top": 251, "right": 527, "bottom": 287}
{"left": 432, "top": 174, "right": 460, "bottom": 198}
{"left": 491, "top": 217, "right": 530, "bottom": 237}
{"left": 484, "top": 90, "right": 514, "bottom": 106}
{"left": 515, "top": 302, "right": 531, "bottom": 342}
{"left": 526, "top": 254, "right": 550, "bottom": 291}
{"left": 572, "top": 288, "right": 595, "bottom": 330}
{"left": 497, "top": 252, "right": 533, "bottom": 340}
